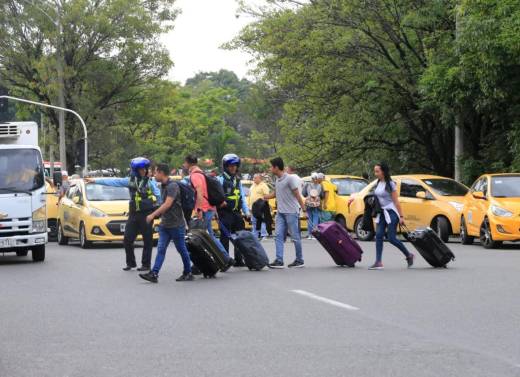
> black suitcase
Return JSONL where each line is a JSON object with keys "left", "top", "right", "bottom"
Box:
{"left": 233, "top": 230, "right": 269, "bottom": 271}
{"left": 407, "top": 227, "right": 455, "bottom": 268}
{"left": 186, "top": 229, "right": 227, "bottom": 278}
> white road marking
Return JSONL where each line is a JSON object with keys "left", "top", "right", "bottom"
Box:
{"left": 291, "top": 289, "right": 360, "bottom": 311}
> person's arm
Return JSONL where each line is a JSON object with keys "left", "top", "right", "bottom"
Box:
{"left": 191, "top": 174, "right": 205, "bottom": 219}
{"left": 391, "top": 189, "right": 405, "bottom": 225}
{"left": 146, "top": 196, "right": 174, "bottom": 223}
{"left": 85, "top": 177, "right": 129, "bottom": 187}
{"left": 149, "top": 180, "right": 162, "bottom": 206}
{"left": 292, "top": 188, "right": 306, "bottom": 211}
{"left": 322, "top": 190, "right": 329, "bottom": 210}
{"left": 264, "top": 191, "right": 275, "bottom": 200}
{"left": 239, "top": 182, "right": 250, "bottom": 216}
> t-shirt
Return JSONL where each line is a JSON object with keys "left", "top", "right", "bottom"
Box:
{"left": 321, "top": 180, "right": 337, "bottom": 212}
{"left": 275, "top": 173, "right": 301, "bottom": 214}
{"left": 374, "top": 180, "right": 397, "bottom": 208}
{"left": 302, "top": 182, "right": 324, "bottom": 198}
{"left": 248, "top": 182, "right": 271, "bottom": 208}
{"left": 189, "top": 167, "right": 215, "bottom": 212}
{"left": 160, "top": 179, "right": 185, "bottom": 228}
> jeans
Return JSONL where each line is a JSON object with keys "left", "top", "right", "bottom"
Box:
{"left": 375, "top": 210, "right": 411, "bottom": 263}
{"left": 123, "top": 210, "right": 154, "bottom": 268}
{"left": 153, "top": 225, "right": 192, "bottom": 275}
{"left": 203, "top": 210, "right": 231, "bottom": 261}
{"left": 217, "top": 210, "right": 245, "bottom": 258}
{"left": 306, "top": 207, "right": 321, "bottom": 236}
{"left": 251, "top": 215, "right": 267, "bottom": 237}
{"left": 275, "top": 212, "right": 303, "bottom": 263}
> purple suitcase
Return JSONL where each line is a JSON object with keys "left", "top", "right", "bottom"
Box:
{"left": 312, "top": 222, "right": 363, "bottom": 267}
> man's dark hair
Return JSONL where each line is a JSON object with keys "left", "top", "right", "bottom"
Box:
{"left": 270, "top": 157, "right": 284, "bottom": 171}
{"left": 156, "top": 163, "right": 170, "bottom": 176}
{"left": 185, "top": 154, "right": 198, "bottom": 165}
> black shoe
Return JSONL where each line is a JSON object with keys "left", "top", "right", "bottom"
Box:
{"left": 137, "top": 266, "right": 150, "bottom": 272}
{"left": 139, "top": 271, "right": 158, "bottom": 283}
{"left": 269, "top": 260, "right": 284, "bottom": 269}
{"left": 222, "top": 258, "right": 235, "bottom": 272}
{"left": 234, "top": 260, "right": 246, "bottom": 268}
{"left": 122, "top": 265, "right": 136, "bottom": 271}
{"left": 176, "top": 273, "right": 194, "bottom": 282}
{"left": 288, "top": 260, "right": 305, "bottom": 268}
{"left": 191, "top": 265, "right": 202, "bottom": 275}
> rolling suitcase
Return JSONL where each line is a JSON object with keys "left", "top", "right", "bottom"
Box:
{"left": 406, "top": 227, "right": 455, "bottom": 268}
{"left": 233, "top": 230, "right": 269, "bottom": 271}
{"left": 312, "top": 221, "right": 363, "bottom": 267}
{"left": 186, "top": 229, "right": 227, "bottom": 278}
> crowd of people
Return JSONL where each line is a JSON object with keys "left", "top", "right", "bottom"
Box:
{"left": 82, "top": 154, "right": 412, "bottom": 282}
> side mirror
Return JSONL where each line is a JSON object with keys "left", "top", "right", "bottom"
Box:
{"left": 53, "top": 172, "right": 62, "bottom": 187}
{"left": 72, "top": 196, "right": 81, "bottom": 205}
{"left": 415, "top": 191, "right": 427, "bottom": 199}
{"left": 472, "top": 191, "right": 486, "bottom": 200}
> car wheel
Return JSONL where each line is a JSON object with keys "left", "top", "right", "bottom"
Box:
{"left": 57, "top": 221, "right": 69, "bottom": 245}
{"left": 354, "top": 217, "right": 374, "bottom": 241}
{"left": 16, "top": 250, "right": 29, "bottom": 257}
{"left": 433, "top": 216, "right": 450, "bottom": 243}
{"left": 335, "top": 215, "right": 347, "bottom": 230}
{"left": 460, "top": 216, "right": 474, "bottom": 245}
{"left": 79, "top": 222, "right": 92, "bottom": 249}
{"left": 480, "top": 218, "right": 502, "bottom": 249}
{"left": 32, "top": 245, "right": 45, "bottom": 262}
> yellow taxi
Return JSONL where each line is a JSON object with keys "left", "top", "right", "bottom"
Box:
{"left": 460, "top": 174, "right": 520, "bottom": 248}
{"left": 57, "top": 179, "right": 158, "bottom": 248}
{"left": 45, "top": 180, "right": 59, "bottom": 241}
{"left": 347, "top": 175, "right": 468, "bottom": 242}
{"left": 302, "top": 175, "right": 368, "bottom": 229}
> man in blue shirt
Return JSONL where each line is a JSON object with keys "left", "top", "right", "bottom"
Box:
{"left": 85, "top": 157, "right": 161, "bottom": 271}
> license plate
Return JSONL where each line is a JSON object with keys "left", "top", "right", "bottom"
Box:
{"left": 120, "top": 224, "right": 126, "bottom": 232}
{"left": 0, "top": 238, "right": 14, "bottom": 248}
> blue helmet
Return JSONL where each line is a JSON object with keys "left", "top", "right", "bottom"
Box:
{"left": 222, "top": 153, "right": 241, "bottom": 169}
{"left": 130, "top": 157, "right": 150, "bottom": 173}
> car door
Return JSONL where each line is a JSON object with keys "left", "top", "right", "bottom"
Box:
{"left": 466, "top": 178, "right": 484, "bottom": 235}
{"left": 398, "top": 179, "right": 431, "bottom": 229}
{"left": 60, "top": 186, "right": 77, "bottom": 236}
{"left": 68, "top": 186, "right": 85, "bottom": 235}
{"left": 472, "top": 177, "right": 489, "bottom": 233}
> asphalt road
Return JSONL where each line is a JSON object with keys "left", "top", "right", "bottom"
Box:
{"left": 1, "top": 237, "right": 520, "bottom": 377}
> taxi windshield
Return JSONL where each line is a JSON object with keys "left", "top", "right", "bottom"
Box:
{"left": 422, "top": 179, "right": 468, "bottom": 196}
{"left": 491, "top": 176, "right": 520, "bottom": 198}
{"left": 330, "top": 178, "right": 368, "bottom": 196}
{"left": 0, "top": 148, "right": 44, "bottom": 192}
{"left": 86, "top": 184, "right": 130, "bottom": 201}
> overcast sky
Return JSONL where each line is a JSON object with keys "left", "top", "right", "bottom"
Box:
{"left": 163, "top": 0, "right": 256, "bottom": 84}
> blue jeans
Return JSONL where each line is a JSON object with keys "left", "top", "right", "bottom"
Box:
{"left": 275, "top": 212, "right": 303, "bottom": 263}
{"left": 203, "top": 210, "right": 231, "bottom": 261}
{"left": 153, "top": 226, "right": 192, "bottom": 275}
{"left": 251, "top": 215, "right": 267, "bottom": 237}
{"left": 306, "top": 207, "right": 321, "bottom": 236}
{"left": 375, "top": 210, "right": 411, "bottom": 263}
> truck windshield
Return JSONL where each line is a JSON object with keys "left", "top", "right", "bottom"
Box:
{"left": 86, "top": 184, "right": 130, "bottom": 201}
{"left": 0, "top": 149, "right": 44, "bottom": 192}
{"left": 491, "top": 176, "right": 520, "bottom": 198}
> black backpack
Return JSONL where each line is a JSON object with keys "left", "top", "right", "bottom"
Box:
{"left": 192, "top": 171, "right": 226, "bottom": 207}
{"left": 177, "top": 181, "right": 196, "bottom": 213}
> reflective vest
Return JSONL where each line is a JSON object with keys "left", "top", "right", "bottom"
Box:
{"left": 129, "top": 176, "right": 156, "bottom": 212}
{"left": 221, "top": 173, "right": 242, "bottom": 212}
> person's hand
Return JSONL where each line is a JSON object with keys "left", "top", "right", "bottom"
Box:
{"left": 399, "top": 216, "right": 405, "bottom": 226}
{"left": 84, "top": 177, "right": 94, "bottom": 184}
{"left": 263, "top": 195, "right": 270, "bottom": 201}
{"left": 146, "top": 214, "right": 155, "bottom": 224}
{"left": 220, "top": 201, "right": 228, "bottom": 208}
{"left": 348, "top": 198, "right": 355, "bottom": 206}
{"left": 197, "top": 210, "right": 203, "bottom": 220}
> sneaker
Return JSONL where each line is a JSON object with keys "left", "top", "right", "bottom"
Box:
{"left": 406, "top": 253, "right": 415, "bottom": 268}
{"left": 176, "top": 273, "right": 194, "bottom": 282}
{"left": 306, "top": 235, "right": 313, "bottom": 240}
{"left": 222, "top": 258, "right": 235, "bottom": 272}
{"left": 137, "top": 266, "right": 150, "bottom": 272}
{"left": 368, "top": 262, "right": 384, "bottom": 270}
{"left": 268, "top": 260, "right": 284, "bottom": 269}
{"left": 234, "top": 260, "right": 246, "bottom": 268}
{"left": 288, "top": 260, "right": 305, "bottom": 268}
{"left": 139, "top": 271, "right": 158, "bottom": 283}
{"left": 191, "top": 265, "right": 202, "bottom": 275}
{"left": 122, "top": 265, "right": 136, "bottom": 271}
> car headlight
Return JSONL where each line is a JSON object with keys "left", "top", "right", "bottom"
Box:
{"left": 490, "top": 205, "right": 513, "bottom": 218}
{"left": 89, "top": 208, "right": 107, "bottom": 218}
{"left": 32, "top": 206, "right": 47, "bottom": 233}
{"left": 448, "top": 201, "right": 464, "bottom": 212}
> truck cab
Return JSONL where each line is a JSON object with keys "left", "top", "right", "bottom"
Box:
{"left": 0, "top": 122, "right": 47, "bottom": 261}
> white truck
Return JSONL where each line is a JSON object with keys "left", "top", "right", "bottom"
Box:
{"left": 0, "top": 121, "right": 47, "bottom": 261}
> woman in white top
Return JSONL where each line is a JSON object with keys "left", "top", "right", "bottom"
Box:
{"left": 370, "top": 163, "right": 414, "bottom": 270}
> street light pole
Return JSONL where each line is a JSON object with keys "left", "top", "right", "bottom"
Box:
{"left": 454, "top": 5, "right": 464, "bottom": 182}
{"left": 0, "top": 95, "right": 88, "bottom": 176}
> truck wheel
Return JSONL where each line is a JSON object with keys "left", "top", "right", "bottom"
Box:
{"left": 460, "top": 216, "right": 474, "bottom": 245}
{"left": 32, "top": 245, "right": 45, "bottom": 262}
{"left": 79, "top": 222, "right": 92, "bottom": 249}
{"left": 354, "top": 217, "right": 374, "bottom": 241}
{"left": 433, "top": 216, "right": 450, "bottom": 243}
{"left": 16, "top": 250, "right": 29, "bottom": 257}
{"left": 57, "top": 221, "right": 69, "bottom": 245}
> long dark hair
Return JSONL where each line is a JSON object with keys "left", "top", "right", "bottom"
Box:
{"left": 375, "top": 162, "right": 393, "bottom": 193}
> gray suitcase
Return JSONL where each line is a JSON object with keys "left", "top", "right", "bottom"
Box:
{"left": 233, "top": 230, "right": 269, "bottom": 271}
